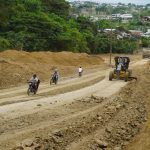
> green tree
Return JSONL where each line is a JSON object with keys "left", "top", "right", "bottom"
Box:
{"left": 141, "top": 37, "right": 150, "bottom": 48}
{"left": 42, "top": 0, "right": 70, "bottom": 17}
{"left": 0, "top": 38, "right": 10, "bottom": 51}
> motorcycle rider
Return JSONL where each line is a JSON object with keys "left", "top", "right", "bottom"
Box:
{"left": 29, "top": 74, "right": 40, "bottom": 90}
{"left": 51, "top": 69, "right": 59, "bottom": 82}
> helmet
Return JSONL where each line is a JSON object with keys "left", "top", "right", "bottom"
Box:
{"left": 33, "top": 74, "right": 37, "bottom": 78}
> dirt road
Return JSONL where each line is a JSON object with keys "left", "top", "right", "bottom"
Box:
{"left": 0, "top": 59, "right": 149, "bottom": 150}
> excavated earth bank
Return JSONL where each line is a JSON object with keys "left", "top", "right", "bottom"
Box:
{"left": 9, "top": 63, "right": 150, "bottom": 150}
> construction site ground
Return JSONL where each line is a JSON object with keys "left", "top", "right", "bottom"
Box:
{"left": 0, "top": 50, "right": 150, "bottom": 150}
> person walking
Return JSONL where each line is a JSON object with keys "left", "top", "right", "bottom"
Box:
{"left": 78, "top": 66, "right": 83, "bottom": 77}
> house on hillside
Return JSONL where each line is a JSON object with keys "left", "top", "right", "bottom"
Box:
{"left": 141, "top": 29, "right": 150, "bottom": 38}
{"left": 104, "top": 29, "right": 116, "bottom": 33}
{"left": 112, "top": 13, "right": 121, "bottom": 19}
{"left": 120, "top": 14, "right": 133, "bottom": 23}
{"left": 111, "top": 13, "right": 133, "bottom": 22}
{"left": 129, "top": 30, "right": 143, "bottom": 38}
{"left": 90, "top": 16, "right": 99, "bottom": 22}
{"left": 142, "top": 16, "right": 150, "bottom": 21}
{"left": 98, "top": 15, "right": 112, "bottom": 20}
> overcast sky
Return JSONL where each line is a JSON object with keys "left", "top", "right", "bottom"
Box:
{"left": 68, "top": 0, "right": 150, "bottom": 5}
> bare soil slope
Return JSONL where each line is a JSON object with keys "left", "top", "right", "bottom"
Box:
{"left": 0, "top": 50, "right": 149, "bottom": 150}
{"left": 0, "top": 58, "right": 149, "bottom": 150}
{"left": 125, "top": 62, "right": 150, "bottom": 150}
{"left": 0, "top": 50, "right": 104, "bottom": 88}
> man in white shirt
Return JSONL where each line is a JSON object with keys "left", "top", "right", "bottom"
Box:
{"left": 78, "top": 67, "right": 83, "bottom": 77}
{"left": 116, "top": 63, "right": 122, "bottom": 79}
{"left": 29, "top": 74, "right": 40, "bottom": 90}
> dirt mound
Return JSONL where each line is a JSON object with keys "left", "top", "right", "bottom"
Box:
{"left": 10, "top": 63, "right": 150, "bottom": 150}
{"left": 0, "top": 59, "right": 149, "bottom": 150}
{"left": 0, "top": 50, "right": 104, "bottom": 88}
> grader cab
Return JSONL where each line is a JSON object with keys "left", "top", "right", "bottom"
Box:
{"left": 109, "top": 56, "right": 132, "bottom": 82}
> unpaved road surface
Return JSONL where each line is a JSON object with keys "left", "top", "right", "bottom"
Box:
{"left": 0, "top": 59, "right": 149, "bottom": 150}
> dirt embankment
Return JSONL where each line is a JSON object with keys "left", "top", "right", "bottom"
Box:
{"left": 0, "top": 50, "right": 104, "bottom": 88}
{"left": 0, "top": 50, "right": 148, "bottom": 150}
{"left": 6, "top": 62, "right": 149, "bottom": 150}
{"left": 125, "top": 62, "right": 150, "bottom": 150}
{"left": 23, "top": 63, "right": 150, "bottom": 150}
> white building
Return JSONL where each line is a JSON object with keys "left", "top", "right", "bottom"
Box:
{"left": 120, "top": 14, "right": 133, "bottom": 23}
{"left": 111, "top": 13, "right": 133, "bottom": 22}
{"left": 112, "top": 13, "right": 121, "bottom": 19}
{"left": 104, "top": 29, "right": 116, "bottom": 33}
{"left": 141, "top": 29, "right": 150, "bottom": 38}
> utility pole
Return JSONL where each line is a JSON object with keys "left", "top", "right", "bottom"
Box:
{"left": 109, "top": 29, "right": 112, "bottom": 65}
{"left": 109, "top": 15, "right": 112, "bottom": 65}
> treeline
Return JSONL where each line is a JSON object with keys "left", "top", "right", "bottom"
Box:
{"left": 0, "top": 0, "right": 140, "bottom": 53}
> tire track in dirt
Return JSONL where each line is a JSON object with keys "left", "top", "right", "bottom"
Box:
{"left": 0, "top": 66, "right": 105, "bottom": 97}
{"left": 0, "top": 78, "right": 128, "bottom": 150}
{"left": 0, "top": 97, "right": 107, "bottom": 145}
{"left": 0, "top": 68, "right": 106, "bottom": 104}
{"left": 0, "top": 59, "right": 149, "bottom": 150}
{"left": 0, "top": 75, "right": 104, "bottom": 106}
{"left": 0, "top": 78, "right": 126, "bottom": 119}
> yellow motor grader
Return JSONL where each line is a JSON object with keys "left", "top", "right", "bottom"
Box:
{"left": 109, "top": 56, "right": 132, "bottom": 82}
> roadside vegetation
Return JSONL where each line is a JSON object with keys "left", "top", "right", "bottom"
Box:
{"left": 0, "top": 0, "right": 149, "bottom": 53}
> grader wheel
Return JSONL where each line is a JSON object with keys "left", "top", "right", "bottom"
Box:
{"left": 128, "top": 69, "right": 132, "bottom": 77}
{"left": 124, "top": 72, "right": 129, "bottom": 82}
{"left": 109, "top": 71, "right": 114, "bottom": 81}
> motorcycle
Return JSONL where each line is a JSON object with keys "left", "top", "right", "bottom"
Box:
{"left": 27, "top": 81, "right": 37, "bottom": 96}
{"left": 50, "top": 74, "right": 58, "bottom": 85}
